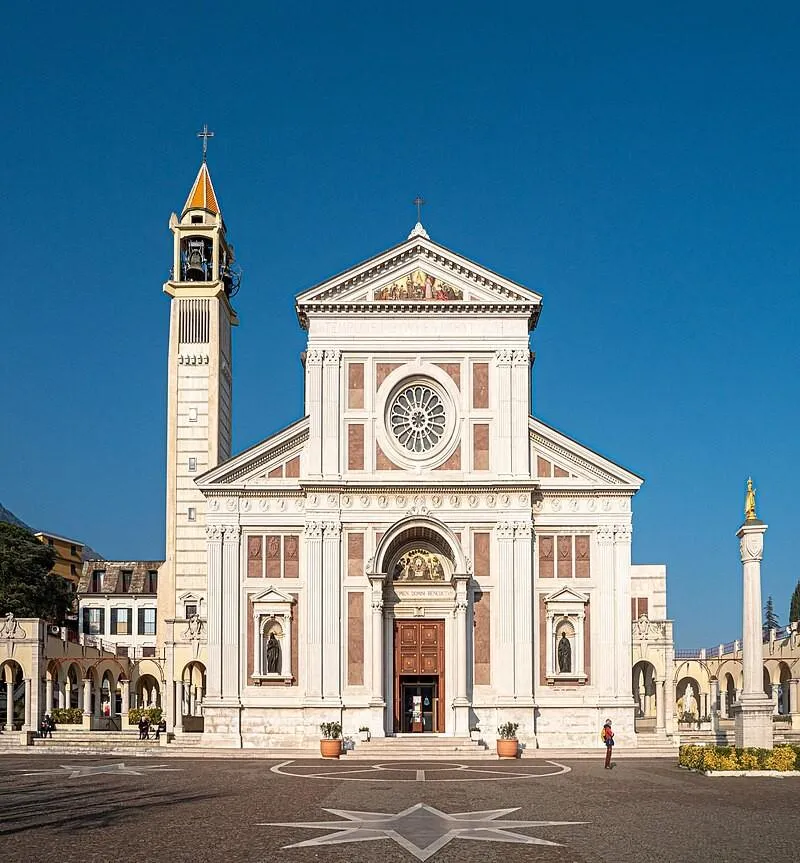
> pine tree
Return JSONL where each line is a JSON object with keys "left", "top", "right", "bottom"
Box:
{"left": 790, "top": 581, "right": 800, "bottom": 625}
{"left": 763, "top": 595, "right": 780, "bottom": 636}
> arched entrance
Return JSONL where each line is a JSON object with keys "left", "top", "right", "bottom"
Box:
{"left": 372, "top": 515, "right": 470, "bottom": 736}
{"left": 180, "top": 662, "right": 206, "bottom": 732}
{"left": 676, "top": 676, "right": 702, "bottom": 722}
{"left": 0, "top": 661, "right": 25, "bottom": 730}
{"left": 136, "top": 674, "right": 161, "bottom": 709}
{"left": 632, "top": 660, "right": 657, "bottom": 730}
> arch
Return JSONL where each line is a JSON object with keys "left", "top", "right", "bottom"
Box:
{"left": 180, "top": 661, "right": 207, "bottom": 731}
{"left": 722, "top": 671, "right": 737, "bottom": 718}
{"left": 374, "top": 515, "right": 467, "bottom": 576}
{"left": 0, "top": 660, "right": 26, "bottom": 730}
{"left": 135, "top": 674, "right": 161, "bottom": 710}
{"left": 763, "top": 666, "right": 772, "bottom": 698}
{"left": 676, "top": 675, "right": 702, "bottom": 721}
{"left": 778, "top": 661, "right": 792, "bottom": 714}
{"left": 632, "top": 660, "right": 658, "bottom": 724}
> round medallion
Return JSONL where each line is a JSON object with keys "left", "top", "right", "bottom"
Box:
{"left": 389, "top": 384, "right": 446, "bottom": 454}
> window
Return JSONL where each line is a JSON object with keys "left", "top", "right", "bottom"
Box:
{"left": 631, "top": 597, "right": 649, "bottom": 620}
{"left": 189, "top": 407, "right": 198, "bottom": 422}
{"left": 120, "top": 570, "right": 133, "bottom": 593}
{"left": 142, "top": 646, "right": 156, "bottom": 658}
{"left": 188, "top": 507, "right": 197, "bottom": 521}
{"left": 70, "top": 544, "right": 77, "bottom": 555}
{"left": 185, "top": 603, "right": 198, "bottom": 619}
{"left": 90, "top": 570, "right": 105, "bottom": 593}
{"left": 191, "top": 215, "right": 203, "bottom": 224}
{"left": 146, "top": 570, "right": 158, "bottom": 593}
{"left": 188, "top": 457, "right": 197, "bottom": 472}
{"left": 110, "top": 607, "right": 131, "bottom": 635}
{"left": 138, "top": 608, "right": 157, "bottom": 636}
{"left": 70, "top": 563, "right": 77, "bottom": 576}
{"left": 83, "top": 607, "right": 105, "bottom": 635}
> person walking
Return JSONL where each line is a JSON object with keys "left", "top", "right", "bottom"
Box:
{"left": 602, "top": 719, "right": 614, "bottom": 768}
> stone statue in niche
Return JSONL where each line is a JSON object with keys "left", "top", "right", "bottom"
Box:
{"left": 557, "top": 631, "right": 572, "bottom": 674}
{"left": 266, "top": 632, "right": 281, "bottom": 674}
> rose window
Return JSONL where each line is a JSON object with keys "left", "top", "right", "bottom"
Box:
{"left": 389, "top": 385, "right": 446, "bottom": 453}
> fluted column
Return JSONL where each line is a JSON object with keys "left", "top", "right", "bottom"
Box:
{"left": 513, "top": 521, "right": 533, "bottom": 699}
{"left": 221, "top": 524, "right": 241, "bottom": 701}
{"left": 735, "top": 517, "right": 773, "bottom": 748}
{"left": 494, "top": 350, "right": 512, "bottom": 476}
{"left": 322, "top": 350, "right": 341, "bottom": 477}
{"left": 322, "top": 521, "right": 342, "bottom": 700}
{"left": 304, "top": 521, "right": 324, "bottom": 700}
{"left": 613, "top": 523, "right": 633, "bottom": 699}
{"left": 305, "top": 349, "right": 324, "bottom": 476}
{"left": 368, "top": 574, "right": 386, "bottom": 708}
{"left": 595, "top": 525, "right": 615, "bottom": 696}
{"left": 496, "top": 521, "right": 515, "bottom": 699}
{"left": 452, "top": 573, "right": 470, "bottom": 735}
{"left": 205, "top": 524, "right": 224, "bottom": 700}
{"left": 510, "top": 349, "right": 530, "bottom": 475}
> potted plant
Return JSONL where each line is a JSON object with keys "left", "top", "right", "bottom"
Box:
{"left": 496, "top": 722, "right": 519, "bottom": 758}
{"left": 319, "top": 721, "right": 343, "bottom": 758}
{"left": 358, "top": 726, "right": 371, "bottom": 742}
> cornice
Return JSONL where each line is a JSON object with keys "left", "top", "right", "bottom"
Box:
{"left": 529, "top": 429, "right": 619, "bottom": 484}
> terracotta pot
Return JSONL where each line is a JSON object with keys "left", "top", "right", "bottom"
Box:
{"left": 320, "top": 738, "right": 342, "bottom": 759}
{"left": 496, "top": 738, "right": 518, "bottom": 758}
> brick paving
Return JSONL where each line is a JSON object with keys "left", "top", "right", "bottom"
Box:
{"left": 0, "top": 755, "right": 797, "bottom": 862}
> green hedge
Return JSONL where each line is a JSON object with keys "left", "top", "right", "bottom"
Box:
{"left": 679, "top": 744, "right": 800, "bottom": 772}
{"left": 128, "top": 707, "right": 163, "bottom": 724}
{"left": 49, "top": 707, "right": 83, "bottom": 724}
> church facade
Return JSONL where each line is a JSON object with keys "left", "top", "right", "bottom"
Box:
{"left": 157, "top": 160, "right": 665, "bottom": 749}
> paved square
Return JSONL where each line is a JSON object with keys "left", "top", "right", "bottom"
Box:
{"left": 0, "top": 756, "right": 797, "bottom": 862}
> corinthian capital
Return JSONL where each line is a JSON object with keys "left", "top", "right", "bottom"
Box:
{"left": 205, "top": 524, "right": 222, "bottom": 542}
{"left": 494, "top": 348, "right": 513, "bottom": 365}
{"left": 614, "top": 523, "right": 632, "bottom": 542}
{"left": 496, "top": 521, "right": 515, "bottom": 539}
{"left": 511, "top": 349, "right": 529, "bottom": 365}
{"left": 596, "top": 524, "right": 614, "bottom": 543}
{"left": 514, "top": 521, "right": 533, "bottom": 539}
{"left": 306, "top": 349, "right": 324, "bottom": 365}
{"left": 323, "top": 521, "right": 342, "bottom": 539}
{"left": 305, "top": 520, "right": 323, "bottom": 540}
{"left": 222, "top": 524, "right": 241, "bottom": 542}
{"left": 324, "top": 349, "right": 341, "bottom": 365}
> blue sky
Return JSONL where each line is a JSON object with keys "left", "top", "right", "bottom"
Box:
{"left": 2, "top": 3, "right": 798, "bottom": 648}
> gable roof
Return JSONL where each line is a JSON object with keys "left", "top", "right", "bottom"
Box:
{"left": 295, "top": 233, "right": 543, "bottom": 331}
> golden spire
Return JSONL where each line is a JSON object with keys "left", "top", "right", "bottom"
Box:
{"left": 744, "top": 476, "right": 757, "bottom": 521}
{"left": 182, "top": 162, "right": 220, "bottom": 217}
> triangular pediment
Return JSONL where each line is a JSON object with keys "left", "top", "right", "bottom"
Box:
{"left": 545, "top": 586, "right": 589, "bottom": 604}
{"left": 252, "top": 586, "right": 295, "bottom": 605}
{"left": 530, "top": 417, "right": 643, "bottom": 489}
{"left": 295, "top": 234, "right": 542, "bottom": 327}
{"left": 196, "top": 417, "right": 308, "bottom": 489}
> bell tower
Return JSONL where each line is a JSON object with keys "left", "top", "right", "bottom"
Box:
{"left": 158, "top": 139, "right": 240, "bottom": 637}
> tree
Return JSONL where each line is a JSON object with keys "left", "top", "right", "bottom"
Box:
{"left": 790, "top": 581, "right": 800, "bottom": 626}
{"left": 763, "top": 595, "right": 780, "bottom": 637}
{"left": 0, "top": 523, "right": 74, "bottom": 622}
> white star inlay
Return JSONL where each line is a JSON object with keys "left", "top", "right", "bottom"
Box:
{"left": 17, "top": 762, "right": 182, "bottom": 780}
{"left": 261, "top": 802, "right": 588, "bottom": 861}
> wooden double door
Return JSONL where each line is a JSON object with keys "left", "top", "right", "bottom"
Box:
{"left": 393, "top": 619, "right": 445, "bottom": 733}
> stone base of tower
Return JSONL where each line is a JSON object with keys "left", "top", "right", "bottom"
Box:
{"left": 533, "top": 705, "right": 635, "bottom": 749}
{"left": 733, "top": 696, "right": 774, "bottom": 749}
{"left": 201, "top": 704, "right": 243, "bottom": 748}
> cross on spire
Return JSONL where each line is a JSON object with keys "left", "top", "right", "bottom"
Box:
{"left": 197, "top": 124, "right": 215, "bottom": 162}
{"left": 413, "top": 195, "right": 425, "bottom": 222}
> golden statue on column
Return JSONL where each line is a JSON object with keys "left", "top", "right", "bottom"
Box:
{"left": 744, "top": 477, "right": 758, "bottom": 521}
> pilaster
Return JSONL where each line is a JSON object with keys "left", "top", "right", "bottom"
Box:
{"left": 494, "top": 349, "right": 512, "bottom": 476}
{"left": 305, "top": 349, "right": 324, "bottom": 476}
{"left": 322, "top": 521, "right": 342, "bottom": 701}
{"left": 513, "top": 521, "right": 534, "bottom": 700}
{"left": 205, "top": 524, "right": 224, "bottom": 700}
{"left": 304, "top": 521, "right": 324, "bottom": 701}
{"left": 221, "top": 524, "right": 241, "bottom": 702}
{"left": 322, "top": 350, "right": 341, "bottom": 477}
{"left": 451, "top": 572, "right": 470, "bottom": 735}
{"left": 495, "top": 521, "right": 515, "bottom": 699}
{"left": 510, "top": 349, "right": 530, "bottom": 475}
{"left": 595, "top": 525, "right": 615, "bottom": 696}
{"left": 613, "top": 523, "right": 633, "bottom": 700}
{"left": 368, "top": 573, "right": 386, "bottom": 714}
